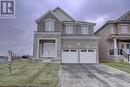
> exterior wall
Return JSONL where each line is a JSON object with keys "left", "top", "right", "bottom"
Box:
{"left": 61, "top": 39, "right": 98, "bottom": 49}
{"left": 37, "top": 13, "right": 62, "bottom": 32}
{"left": 117, "top": 24, "right": 130, "bottom": 34}
{"left": 61, "top": 39, "right": 99, "bottom": 61}
{"left": 89, "top": 25, "right": 94, "bottom": 35}
{"left": 95, "top": 24, "right": 111, "bottom": 60}
{"left": 62, "top": 23, "right": 94, "bottom": 35}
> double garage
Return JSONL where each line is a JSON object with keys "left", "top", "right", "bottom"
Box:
{"left": 62, "top": 49, "right": 97, "bottom": 63}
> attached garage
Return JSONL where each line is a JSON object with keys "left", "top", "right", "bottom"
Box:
{"left": 62, "top": 49, "right": 97, "bottom": 63}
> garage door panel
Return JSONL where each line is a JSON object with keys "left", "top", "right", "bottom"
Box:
{"left": 80, "top": 49, "right": 96, "bottom": 63}
{"left": 62, "top": 49, "right": 78, "bottom": 63}
{"left": 62, "top": 49, "right": 97, "bottom": 63}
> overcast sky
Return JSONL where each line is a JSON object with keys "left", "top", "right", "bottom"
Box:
{"left": 0, "top": 0, "right": 130, "bottom": 56}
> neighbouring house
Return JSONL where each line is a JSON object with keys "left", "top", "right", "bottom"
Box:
{"left": 95, "top": 11, "right": 130, "bottom": 62}
{"left": 33, "top": 7, "right": 99, "bottom": 63}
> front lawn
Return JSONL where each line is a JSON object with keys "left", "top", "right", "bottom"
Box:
{"left": 0, "top": 60, "right": 59, "bottom": 87}
{"left": 101, "top": 61, "right": 130, "bottom": 74}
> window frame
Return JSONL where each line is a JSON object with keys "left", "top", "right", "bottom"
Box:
{"left": 110, "top": 26, "right": 115, "bottom": 34}
{"left": 81, "top": 26, "right": 88, "bottom": 34}
{"left": 63, "top": 49, "right": 69, "bottom": 52}
{"left": 88, "top": 49, "right": 95, "bottom": 52}
{"left": 45, "top": 18, "right": 55, "bottom": 32}
{"left": 65, "top": 24, "right": 73, "bottom": 34}
{"left": 70, "top": 49, "right": 77, "bottom": 52}
{"left": 80, "top": 49, "right": 87, "bottom": 52}
{"left": 120, "top": 25, "right": 129, "bottom": 34}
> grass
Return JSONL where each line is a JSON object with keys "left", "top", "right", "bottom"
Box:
{"left": 100, "top": 61, "right": 130, "bottom": 74}
{"left": 0, "top": 60, "right": 59, "bottom": 87}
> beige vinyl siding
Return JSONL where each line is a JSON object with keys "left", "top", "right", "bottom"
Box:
{"left": 95, "top": 24, "right": 111, "bottom": 60}
{"left": 117, "top": 24, "right": 130, "bottom": 34}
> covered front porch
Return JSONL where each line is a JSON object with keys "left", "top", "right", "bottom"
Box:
{"left": 36, "top": 38, "right": 61, "bottom": 63}
{"left": 108, "top": 34, "right": 130, "bottom": 62}
{"left": 33, "top": 32, "right": 62, "bottom": 63}
{"left": 39, "top": 40, "right": 56, "bottom": 58}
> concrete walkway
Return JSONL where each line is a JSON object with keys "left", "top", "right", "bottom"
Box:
{"left": 58, "top": 64, "right": 130, "bottom": 87}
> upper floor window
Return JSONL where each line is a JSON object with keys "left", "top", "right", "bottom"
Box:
{"left": 81, "top": 26, "right": 88, "bottom": 34}
{"left": 98, "top": 33, "right": 100, "bottom": 37}
{"left": 45, "top": 19, "right": 54, "bottom": 31}
{"left": 65, "top": 24, "right": 73, "bottom": 34}
{"left": 121, "top": 25, "right": 128, "bottom": 34}
{"left": 110, "top": 27, "right": 115, "bottom": 34}
{"left": 111, "top": 41, "right": 114, "bottom": 49}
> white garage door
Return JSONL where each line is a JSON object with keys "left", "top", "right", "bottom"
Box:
{"left": 62, "top": 49, "right": 78, "bottom": 63}
{"left": 80, "top": 49, "right": 96, "bottom": 63}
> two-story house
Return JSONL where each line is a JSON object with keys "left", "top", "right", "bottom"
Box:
{"left": 95, "top": 11, "right": 130, "bottom": 62}
{"left": 33, "top": 7, "right": 99, "bottom": 63}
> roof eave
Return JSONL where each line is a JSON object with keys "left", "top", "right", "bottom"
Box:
{"left": 35, "top": 10, "right": 61, "bottom": 23}
{"left": 53, "top": 7, "right": 75, "bottom": 22}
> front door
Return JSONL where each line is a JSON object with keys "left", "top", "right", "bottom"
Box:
{"left": 125, "top": 43, "right": 130, "bottom": 54}
{"left": 123, "top": 43, "right": 130, "bottom": 54}
{"left": 43, "top": 43, "right": 55, "bottom": 57}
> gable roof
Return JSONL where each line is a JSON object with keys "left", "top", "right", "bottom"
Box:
{"left": 77, "top": 21, "right": 96, "bottom": 26}
{"left": 35, "top": 10, "right": 60, "bottom": 23}
{"left": 116, "top": 11, "right": 130, "bottom": 22}
{"left": 36, "top": 7, "right": 75, "bottom": 23}
{"left": 94, "top": 21, "right": 116, "bottom": 34}
{"left": 95, "top": 10, "right": 130, "bottom": 34}
{"left": 52, "top": 7, "right": 75, "bottom": 21}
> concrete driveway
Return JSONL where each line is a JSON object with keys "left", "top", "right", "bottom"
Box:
{"left": 58, "top": 64, "right": 130, "bottom": 87}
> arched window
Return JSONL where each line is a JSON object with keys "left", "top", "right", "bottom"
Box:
{"left": 45, "top": 18, "right": 54, "bottom": 31}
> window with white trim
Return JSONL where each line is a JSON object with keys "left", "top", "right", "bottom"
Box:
{"left": 65, "top": 24, "right": 73, "bottom": 34}
{"left": 81, "top": 26, "right": 88, "bottom": 34}
{"left": 45, "top": 19, "right": 54, "bottom": 31}
{"left": 110, "top": 27, "right": 115, "bottom": 34}
{"left": 111, "top": 41, "right": 114, "bottom": 48}
{"left": 121, "top": 25, "right": 128, "bottom": 34}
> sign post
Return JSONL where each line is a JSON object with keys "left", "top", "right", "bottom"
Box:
{"left": 8, "top": 50, "right": 12, "bottom": 75}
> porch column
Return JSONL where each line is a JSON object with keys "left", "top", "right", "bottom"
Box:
{"left": 114, "top": 39, "right": 118, "bottom": 55}
{"left": 36, "top": 39, "right": 40, "bottom": 59}
{"left": 114, "top": 39, "right": 117, "bottom": 49}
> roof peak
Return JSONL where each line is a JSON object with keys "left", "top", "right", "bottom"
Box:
{"left": 116, "top": 10, "right": 130, "bottom": 21}
{"left": 52, "top": 6, "right": 75, "bottom": 21}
